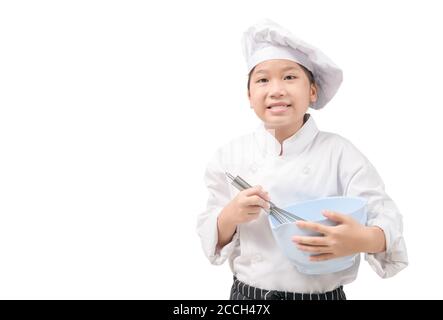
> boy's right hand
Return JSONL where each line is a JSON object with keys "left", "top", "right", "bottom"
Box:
{"left": 222, "top": 185, "right": 271, "bottom": 225}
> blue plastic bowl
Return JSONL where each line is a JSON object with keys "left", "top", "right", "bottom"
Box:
{"left": 269, "top": 196, "right": 367, "bottom": 275}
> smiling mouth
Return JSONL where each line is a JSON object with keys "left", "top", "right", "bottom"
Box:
{"left": 267, "top": 104, "right": 291, "bottom": 109}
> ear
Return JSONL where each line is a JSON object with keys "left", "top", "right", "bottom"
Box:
{"left": 310, "top": 83, "right": 318, "bottom": 104}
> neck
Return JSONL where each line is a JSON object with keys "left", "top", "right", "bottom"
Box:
{"left": 267, "top": 116, "right": 307, "bottom": 145}
{"left": 265, "top": 114, "right": 309, "bottom": 156}
{"left": 274, "top": 124, "right": 301, "bottom": 145}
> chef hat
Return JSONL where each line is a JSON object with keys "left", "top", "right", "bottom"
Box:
{"left": 241, "top": 19, "right": 343, "bottom": 109}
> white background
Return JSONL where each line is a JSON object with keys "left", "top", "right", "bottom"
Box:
{"left": 0, "top": 0, "right": 442, "bottom": 299}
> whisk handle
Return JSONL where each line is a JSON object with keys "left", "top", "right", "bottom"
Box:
{"left": 225, "top": 172, "right": 275, "bottom": 203}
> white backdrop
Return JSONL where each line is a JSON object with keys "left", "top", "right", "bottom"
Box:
{"left": 1, "top": 0, "right": 442, "bottom": 299}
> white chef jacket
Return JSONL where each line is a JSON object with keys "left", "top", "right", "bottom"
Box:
{"left": 197, "top": 114, "right": 408, "bottom": 293}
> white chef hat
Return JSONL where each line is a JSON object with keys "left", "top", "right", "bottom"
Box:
{"left": 242, "top": 19, "right": 343, "bottom": 110}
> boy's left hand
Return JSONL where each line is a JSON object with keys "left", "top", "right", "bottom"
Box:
{"left": 292, "top": 210, "right": 379, "bottom": 261}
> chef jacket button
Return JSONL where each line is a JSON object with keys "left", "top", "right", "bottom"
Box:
{"left": 303, "top": 166, "right": 311, "bottom": 175}
{"left": 250, "top": 163, "right": 258, "bottom": 173}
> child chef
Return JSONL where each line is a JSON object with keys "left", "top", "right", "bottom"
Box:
{"left": 197, "top": 19, "right": 408, "bottom": 300}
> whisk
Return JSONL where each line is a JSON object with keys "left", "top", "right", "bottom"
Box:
{"left": 225, "top": 172, "right": 305, "bottom": 224}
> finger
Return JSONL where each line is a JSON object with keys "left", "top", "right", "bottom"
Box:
{"left": 246, "top": 195, "right": 270, "bottom": 210}
{"left": 292, "top": 236, "right": 328, "bottom": 246}
{"left": 244, "top": 205, "right": 261, "bottom": 215}
{"left": 322, "top": 210, "right": 348, "bottom": 223}
{"left": 295, "top": 221, "right": 330, "bottom": 235}
{"left": 259, "top": 191, "right": 271, "bottom": 207}
{"left": 309, "top": 253, "right": 335, "bottom": 262}
{"left": 246, "top": 211, "right": 260, "bottom": 217}
{"left": 244, "top": 186, "right": 271, "bottom": 202}
{"left": 238, "top": 202, "right": 267, "bottom": 215}
{"left": 296, "top": 244, "right": 332, "bottom": 254}
{"left": 243, "top": 185, "right": 263, "bottom": 196}
{"left": 260, "top": 190, "right": 270, "bottom": 201}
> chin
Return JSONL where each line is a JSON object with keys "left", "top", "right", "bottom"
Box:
{"left": 264, "top": 118, "right": 293, "bottom": 129}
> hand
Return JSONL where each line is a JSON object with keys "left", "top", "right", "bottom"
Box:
{"left": 291, "top": 210, "right": 382, "bottom": 261}
{"left": 217, "top": 185, "right": 270, "bottom": 249}
{"left": 222, "top": 185, "right": 270, "bottom": 225}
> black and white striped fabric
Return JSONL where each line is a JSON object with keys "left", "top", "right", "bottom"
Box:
{"left": 230, "top": 277, "right": 346, "bottom": 300}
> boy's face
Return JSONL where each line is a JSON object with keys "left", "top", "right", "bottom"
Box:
{"left": 248, "top": 59, "right": 317, "bottom": 132}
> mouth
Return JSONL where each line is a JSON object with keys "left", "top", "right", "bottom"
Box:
{"left": 267, "top": 103, "right": 291, "bottom": 109}
{"left": 266, "top": 104, "right": 291, "bottom": 113}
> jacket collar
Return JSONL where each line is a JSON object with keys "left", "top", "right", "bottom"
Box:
{"left": 254, "top": 113, "right": 319, "bottom": 157}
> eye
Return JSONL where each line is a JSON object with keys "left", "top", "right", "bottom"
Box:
{"left": 256, "top": 78, "right": 268, "bottom": 83}
{"left": 284, "top": 75, "right": 297, "bottom": 80}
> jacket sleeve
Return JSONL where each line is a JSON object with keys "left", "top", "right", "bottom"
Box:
{"left": 196, "top": 150, "right": 240, "bottom": 265}
{"left": 340, "top": 140, "right": 408, "bottom": 278}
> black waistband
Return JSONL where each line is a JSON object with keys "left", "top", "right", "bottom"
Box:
{"left": 231, "top": 276, "right": 346, "bottom": 300}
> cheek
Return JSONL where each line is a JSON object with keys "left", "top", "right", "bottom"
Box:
{"left": 290, "top": 87, "right": 312, "bottom": 103}
{"left": 249, "top": 94, "right": 261, "bottom": 107}
{"left": 249, "top": 90, "right": 264, "bottom": 105}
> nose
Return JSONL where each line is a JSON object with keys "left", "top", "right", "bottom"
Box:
{"left": 269, "top": 80, "right": 287, "bottom": 98}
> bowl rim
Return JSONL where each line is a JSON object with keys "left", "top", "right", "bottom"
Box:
{"left": 284, "top": 195, "right": 367, "bottom": 208}
{"left": 269, "top": 196, "right": 367, "bottom": 230}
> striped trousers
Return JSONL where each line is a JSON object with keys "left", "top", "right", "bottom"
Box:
{"left": 230, "top": 277, "right": 346, "bottom": 300}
